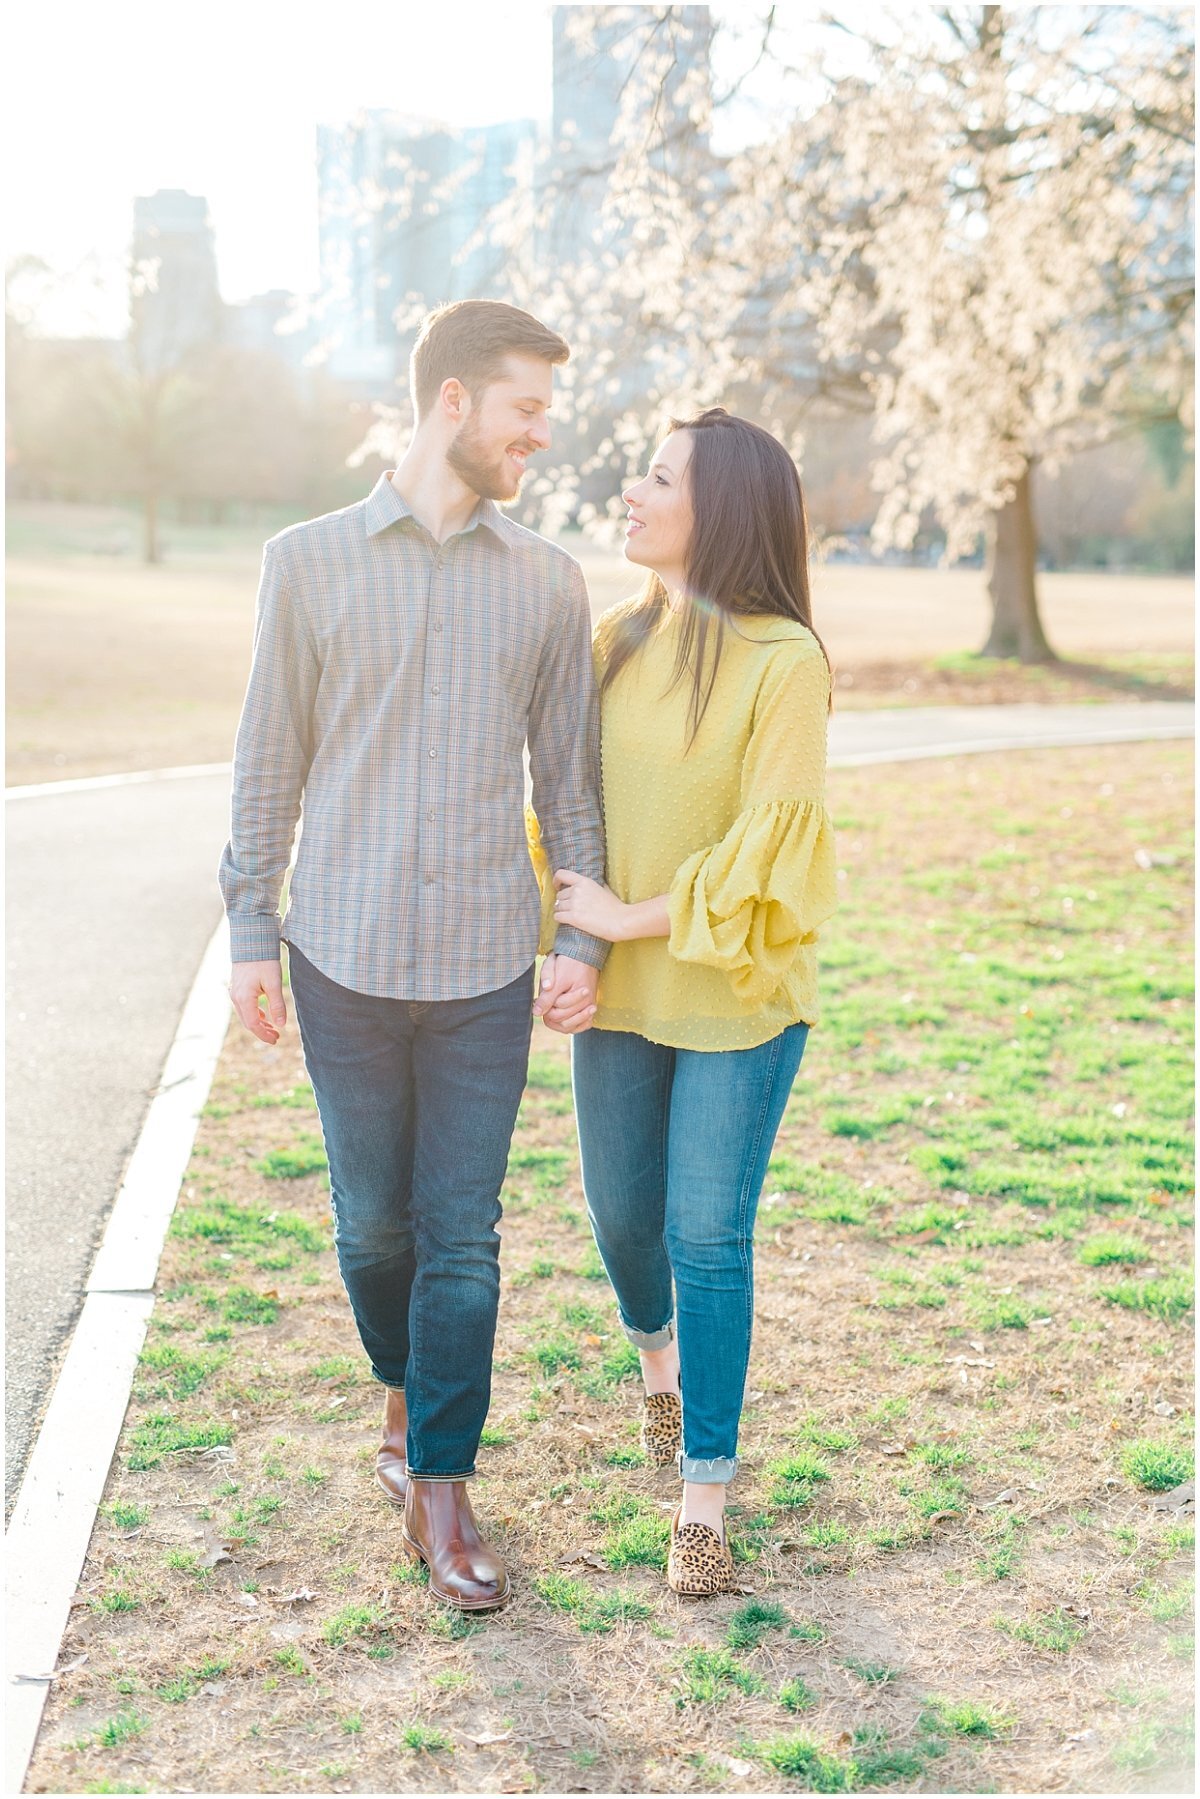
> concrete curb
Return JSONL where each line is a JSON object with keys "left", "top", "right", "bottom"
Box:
{"left": 5, "top": 763, "right": 232, "bottom": 803}
{"left": 4, "top": 920, "right": 232, "bottom": 1795}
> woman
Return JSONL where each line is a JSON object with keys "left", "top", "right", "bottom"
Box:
{"left": 536, "top": 408, "right": 837, "bottom": 1596}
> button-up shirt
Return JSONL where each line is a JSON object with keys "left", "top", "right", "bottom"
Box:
{"left": 218, "top": 472, "right": 607, "bottom": 999}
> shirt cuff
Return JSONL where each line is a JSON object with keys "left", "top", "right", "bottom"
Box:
{"left": 228, "top": 913, "right": 283, "bottom": 964}
{"left": 551, "top": 925, "right": 610, "bottom": 971}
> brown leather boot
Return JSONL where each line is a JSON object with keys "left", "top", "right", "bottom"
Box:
{"left": 375, "top": 1387, "right": 408, "bottom": 1507}
{"left": 401, "top": 1479, "right": 510, "bottom": 1611}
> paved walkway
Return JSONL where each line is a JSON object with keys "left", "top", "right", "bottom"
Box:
{"left": 4, "top": 701, "right": 1193, "bottom": 1510}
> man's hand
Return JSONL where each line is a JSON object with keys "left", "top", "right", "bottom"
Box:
{"left": 230, "top": 959, "right": 288, "bottom": 1044}
{"left": 532, "top": 953, "right": 598, "bottom": 1035}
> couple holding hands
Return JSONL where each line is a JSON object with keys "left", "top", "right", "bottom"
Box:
{"left": 219, "top": 298, "right": 837, "bottom": 1609}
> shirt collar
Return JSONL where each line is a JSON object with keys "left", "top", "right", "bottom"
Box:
{"left": 364, "top": 472, "right": 517, "bottom": 550}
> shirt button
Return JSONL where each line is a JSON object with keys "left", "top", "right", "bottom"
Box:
{"left": 431, "top": 686, "right": 441, "bottom": 696}
{"left": 429, "top": 748, "right": 437, "bottom": 758}
{"left": 425, "top": 876, "right": 436, "bottom": 886}
{"left": 427, "top": 810, "right": 435, "bottom": 821}
{"left": 433, "top": 621, "right": 443, "bottom": 633}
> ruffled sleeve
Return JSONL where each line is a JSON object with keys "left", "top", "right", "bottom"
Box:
{"left": 668, "top": 798, "right": 837, "bottom": 1003}
{"left": 666, "top": 637, "right": 837, "bottom": 1005}
{"left": 525, "top": 805, "right": 558, "bottom": 956}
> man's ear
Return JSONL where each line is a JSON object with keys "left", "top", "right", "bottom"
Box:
{"left": 439, "top": 377, "right": 469, "bottom": 423}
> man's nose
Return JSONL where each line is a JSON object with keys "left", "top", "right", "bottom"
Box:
{"left": 529, "top": 416, "right": 551, "bottom": 450}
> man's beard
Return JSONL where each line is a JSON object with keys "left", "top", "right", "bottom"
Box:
{"left": 446, "top": 415, "right": 527, "bottom": 502}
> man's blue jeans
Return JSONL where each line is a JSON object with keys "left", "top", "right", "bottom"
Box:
{"left": 571, "top": 1022, "right": 808, "bottom": 1483}
{"left": 287, "top": 945, "right": 533, "bottom": 1480}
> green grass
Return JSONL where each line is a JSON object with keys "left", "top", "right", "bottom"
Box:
{"left": 525, "top": 1052, "right": 571, "bottom": 1091}
{"left": 321, "top": 1603, "right": 388, "bottom": 1648}
{"left": 726, "top": 1599, "right": 788, "bottom": 1649}
{"left": 1099, "top": 1275, "right": 1193, "bottom": 1323}
{"left": 754, "top": 1737, "right": 856, "bottom": 1789}
{"left": 778, "top": 1678, "right": 818, "bottom": 1713}
{"left": 843, "top": 1658, "right": 901, "bottom": 1684}
{"left": 1077, "top": 1232, "right": 1150, "bottom": 1266}
{"left": 996, "top": 1608, "right": 1087, "bottom": 1654}
{"left": 675, "top": 1647, "right": 764, "bottom": 1706}
{"left": 534, "top": 1573, "right": 654, "bottom": 1634}
{"left": 603, "top": 1510, "right": 672, "bottom": 1569}
{"left": 127, "top": 1414, "right": 231, "bottom": 1471}
{"left": 104, "top": 1501, "right": 148, "bottom": 1530}
{"left": 95, "top": 1712, "right": 147, "bottom": 1748}
{"left": 172, "top": 1194, "right": 326, "bottom": 1257}
{"left": 767, "top": 1451, "right": 833, "bottom": 1508}
{"left": 137, "top": 1344, "right": 226, "bottom": 1400}
{"left": 254, "top": 1137, "right": 328, "bottom": 1180}
{"left": 218, "top": 1287, "right": 280, "bottom": 1327}
{"left": 400, "top": 1724, "right": 453, "bottom": 1752}
{"left": 919, "top": 1697, "right": 1012, "bottom": 1739}
{"left": 1121, "top": 1439, "right": 1194, "bottom": 1492}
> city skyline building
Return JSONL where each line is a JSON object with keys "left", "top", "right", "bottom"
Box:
{"left": 315, "top": 111, "right": 537, "bottom": 390}
{"left": 130, "top": 189, "right": 222, "bottom": 374}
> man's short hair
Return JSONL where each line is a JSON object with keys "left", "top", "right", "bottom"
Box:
{"left": 410, "top": 300, "right": 569, "bottom": 419}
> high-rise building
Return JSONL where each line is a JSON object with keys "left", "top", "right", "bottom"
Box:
{"left": 547, "top": 5, "right": 713, "bottom": 265}
{"left": 316, "top": 112, "right": 537, "bottom": 390}
{"left": 130, "top": 189, "right": 222, "bottom": 374}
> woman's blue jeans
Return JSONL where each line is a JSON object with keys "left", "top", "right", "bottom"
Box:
{"left": 288, "top": 945, "right": 533, "bottom": 1481}
{"left": 571, "top": 1022, "right": 808, "bottom": 1484}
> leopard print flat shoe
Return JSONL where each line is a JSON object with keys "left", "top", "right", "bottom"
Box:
{"left": 641, "top": 1391, "right": 682, "bottom": 1469}
{"left": 667, "top": 1505, "right": 735, "bottom": 1596}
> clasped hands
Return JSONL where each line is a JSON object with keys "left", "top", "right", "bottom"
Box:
{"left": 533, "top": 870, "right": 628, "bottom": 1035}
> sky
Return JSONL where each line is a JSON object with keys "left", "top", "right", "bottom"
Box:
{"left": 4, "top": 0, "right": 558, "bottom": 332}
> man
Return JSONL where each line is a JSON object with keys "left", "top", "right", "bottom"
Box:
{"left": 219, "top": 299, "right": 606, "bottom": 1610}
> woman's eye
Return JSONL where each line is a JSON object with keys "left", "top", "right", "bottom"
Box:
{"left": 654, "top": 473, "right": 668, "bottom": 485}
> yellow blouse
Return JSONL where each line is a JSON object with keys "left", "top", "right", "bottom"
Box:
{"left": 530, "top": 599, "right": 838, "bottom": 1051}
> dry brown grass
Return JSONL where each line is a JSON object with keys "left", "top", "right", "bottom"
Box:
{"left": 6, "top": 502, "right": 1192, "bottom": 784}
{"left": 26, "top": 743, "right": 1194, "bottom": 1795}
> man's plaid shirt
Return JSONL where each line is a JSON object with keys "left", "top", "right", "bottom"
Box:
{"left": 219, "top": 472, "right": 607, "bottom": 999}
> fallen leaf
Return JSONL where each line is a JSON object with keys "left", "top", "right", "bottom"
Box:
{"left": 1153, "top": 1401, "right": 1177, "bottom": 1417}
{"left": 1150, "top": 1480, "right": 1195, "bottom": 1513}
{"left": 926, "top": 1510, "right": 960, "bottom": 1525}
{"left": 582, "top": 1333, "right": 602, "bottom": 1348}
{"left": 713, "top": 1756, "right": 755, "bottom": 1778}
{"left": 12, "top": 1653, "right": 88, "bottom": 1684}
{"left": 558, "top": 1548, "right": 608, "bottom": 1570}
{"left": 465, "top": 1732, "right": 513, "bottom": 1748}
{"left": 276, "top": 1588, "right": 317, "bottom": 1605}
{"left": 232, "top": 1592, "right": 259, "bottom": 1610}
{"left": 985, "top": 1488, "right": 1019, "bottom": 1507}
{"left": 200, "top": 1680, "right": 228, "bottom": 1697}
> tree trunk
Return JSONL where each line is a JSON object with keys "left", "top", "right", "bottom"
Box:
{"left": 143, "top": 489, "right": 160, "bottom": 565}
{"left": 981, "top": 464, "right": 1054, "bottom": 662}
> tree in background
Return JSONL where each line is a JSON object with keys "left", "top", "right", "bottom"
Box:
{"left": 497, "top": 4, "right": 1194, "bottom": 661}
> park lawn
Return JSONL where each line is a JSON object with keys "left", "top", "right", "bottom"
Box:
{"left": 28, "top": 741, "right": 1193, "bottom": 1796}
{"left": 6, "top": 501, "right": 1193, "bottom": 784}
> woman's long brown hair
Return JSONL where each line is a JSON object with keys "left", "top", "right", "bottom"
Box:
{"left": 601, "top": 408, "right": 832, "bottom": 744}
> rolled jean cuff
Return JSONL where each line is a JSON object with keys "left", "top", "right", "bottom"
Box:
{"left": 405, "top": 1468, "right": 475, "bottom": 1482}
{"left": 620, "top": 1316, "right": 676, "bottom": 1351}
{"left": 679, "top": 1453, "right": 737, "bottom": 1484}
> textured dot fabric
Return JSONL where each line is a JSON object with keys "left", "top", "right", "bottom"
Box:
{"left": 531, "top": 599, "right": 838, "bottom": 1051}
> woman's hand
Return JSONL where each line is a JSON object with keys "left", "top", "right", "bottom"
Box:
{"left": 553, "top": 869, "right": 631, "bottom": 942}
